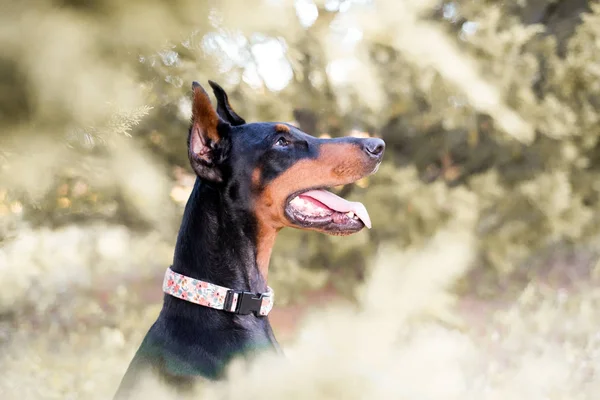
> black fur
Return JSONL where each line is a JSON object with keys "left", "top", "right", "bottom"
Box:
{"left": 113, "top": 88, "right": 315, "bottom": 399}
{"left": 114, "top": 178, "right": 280, "bottom": 399}
{"left": 114, "top": 81, "right": 384, "bottom": 399}
{"left": 209, "top": 80, "right": 246, "bottom": 126}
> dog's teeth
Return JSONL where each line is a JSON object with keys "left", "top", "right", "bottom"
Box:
{"left": 347, "top": 211, "right": 355, "bottom": 218}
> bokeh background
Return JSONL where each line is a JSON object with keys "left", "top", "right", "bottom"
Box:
{"left": 2, "top": 0, "right": 600, "bottom": 398}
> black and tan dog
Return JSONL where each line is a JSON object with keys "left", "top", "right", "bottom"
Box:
{"left": 114, "top": 81, "right": 385, "bottom": 398}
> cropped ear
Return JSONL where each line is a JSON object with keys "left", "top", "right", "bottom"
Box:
{"left": 188, "top": 81, "right": 230, "bottom": 183}
{"left": 208, "top": 80, "right": 246, "bottom": 126}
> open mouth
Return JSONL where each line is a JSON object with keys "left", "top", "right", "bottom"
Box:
{"left": 284, "top": 188, "right": 372, "bottom": 234}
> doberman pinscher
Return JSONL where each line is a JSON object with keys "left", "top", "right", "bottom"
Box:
{"left": 114, "top": 81, "right": 385, "bottom": 398}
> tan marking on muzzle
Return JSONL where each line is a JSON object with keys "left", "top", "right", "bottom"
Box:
{"left": 255, "top": 142, "right": 370, "bottom": 229}
{"left": 251, "top": 141, "right": 372, "bottom": 279}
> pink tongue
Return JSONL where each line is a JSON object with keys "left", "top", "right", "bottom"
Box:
{"left": 300, "top": 190, "right": 372, "bottom": 229}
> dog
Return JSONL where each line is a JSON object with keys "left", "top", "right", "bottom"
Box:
{"left": 113, "top": 80, "right": 385, "bottom": 398}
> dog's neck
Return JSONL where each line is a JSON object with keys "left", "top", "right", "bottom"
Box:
{"left": 138, "top": 177, "right": 281, "bottom": 384}
{"left": 171, "top": 177, "right": 269, "bottom": 294}
{"left": 155, "top": 177, "right": 279, "bottom": 374}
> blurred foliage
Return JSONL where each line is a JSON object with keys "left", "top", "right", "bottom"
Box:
{"left": 3, "top": 230, "right": 600, "bottom": 399}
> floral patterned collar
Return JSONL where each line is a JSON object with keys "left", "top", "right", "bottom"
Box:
{"left": 162, "top": 267, "right": 274, "bottom": 316}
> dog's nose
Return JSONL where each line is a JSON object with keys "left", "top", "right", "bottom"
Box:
{"left": 363, "top": 138, "right": 385, "bottom": 158}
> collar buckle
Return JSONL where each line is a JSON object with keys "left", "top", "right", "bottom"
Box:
{"left": 225, "top": 290, "right": 265, "bottom": 316}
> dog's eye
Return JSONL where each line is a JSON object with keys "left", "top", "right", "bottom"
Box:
{"left": 274, "top": 137, "right": 289, "bottom": 147}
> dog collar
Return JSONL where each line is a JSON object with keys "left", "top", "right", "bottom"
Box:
{"left": 162, "top": 268, "right": 274, "bottom": 316}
